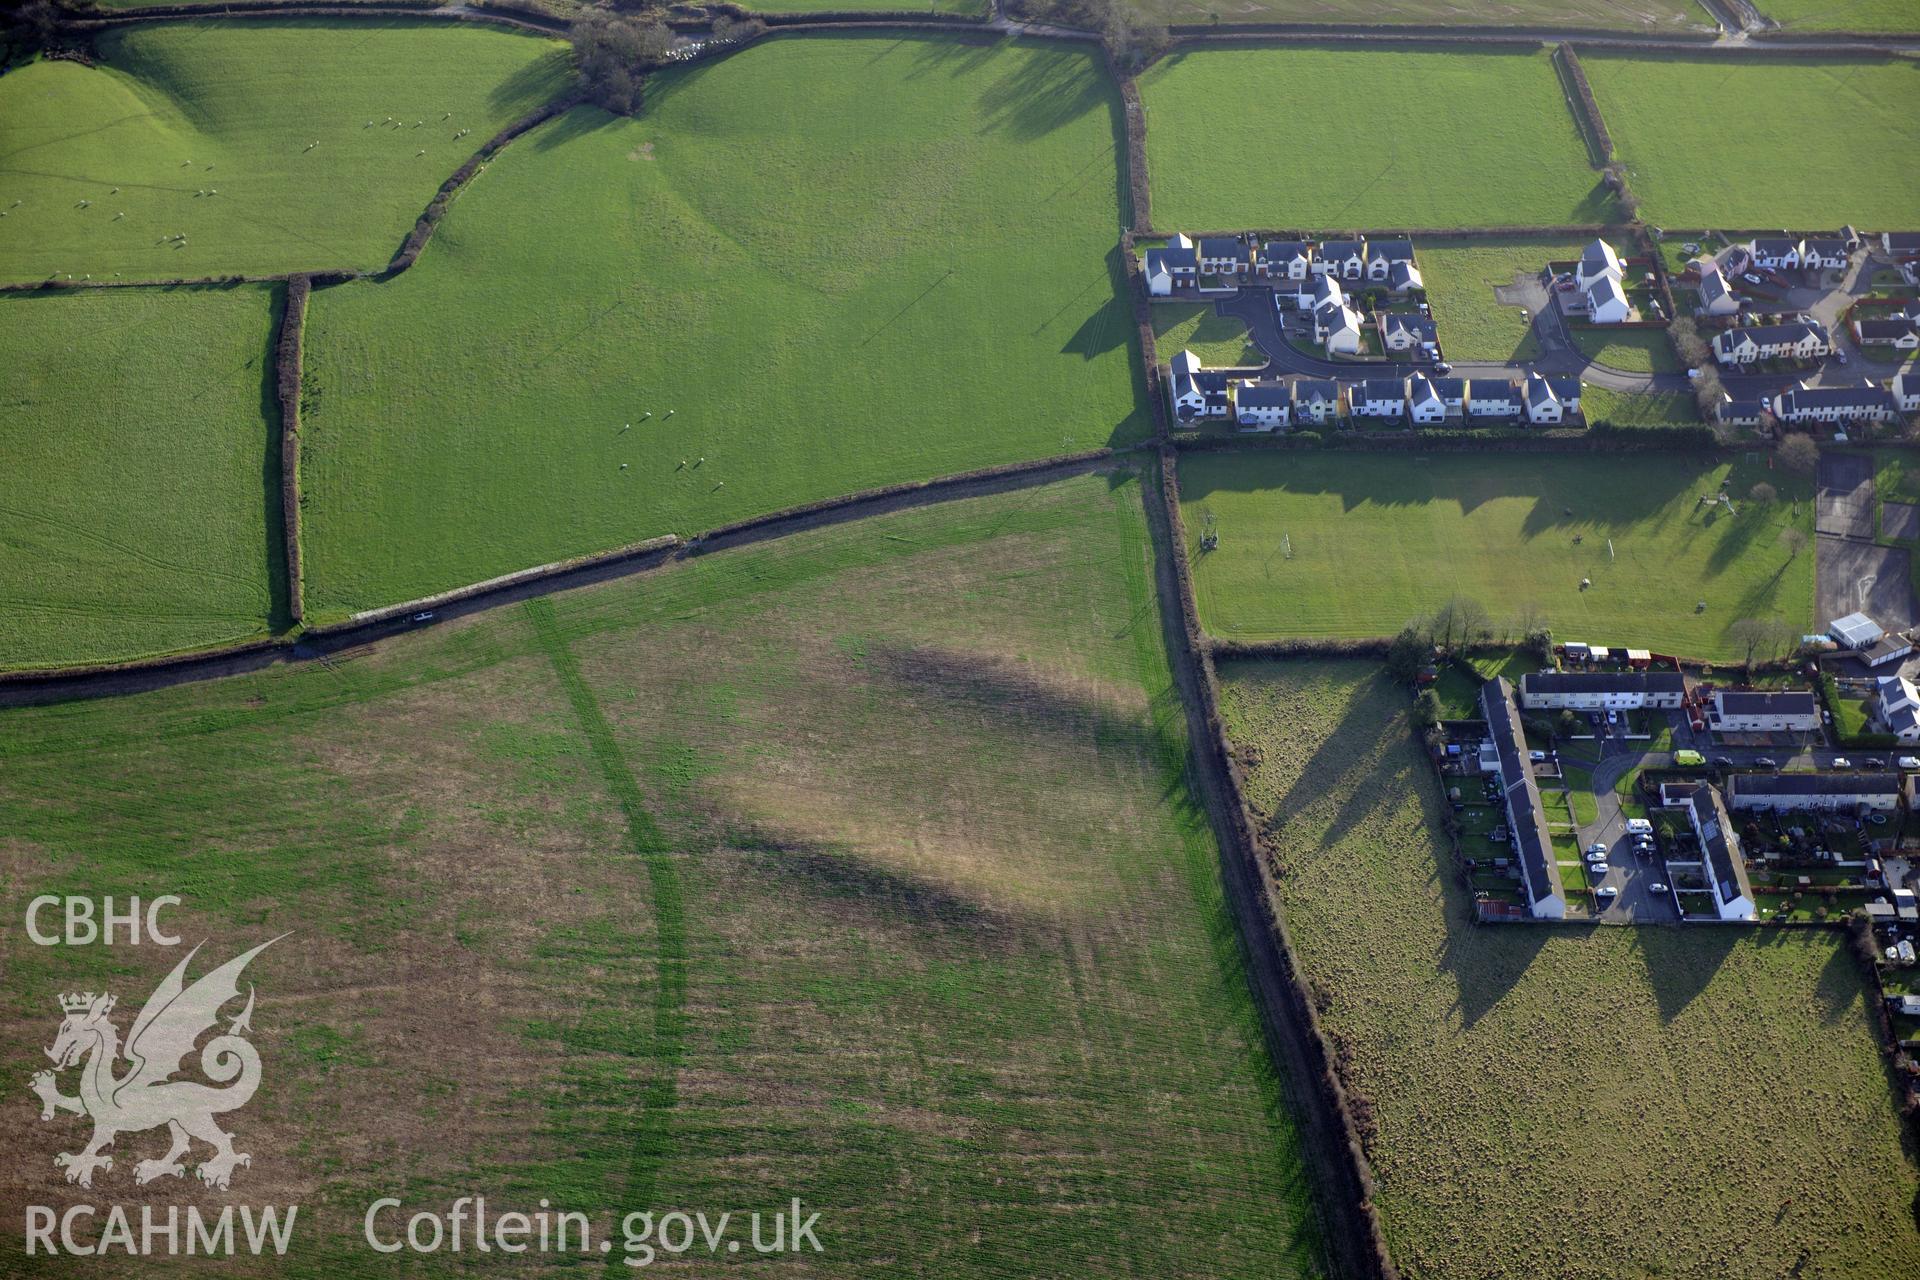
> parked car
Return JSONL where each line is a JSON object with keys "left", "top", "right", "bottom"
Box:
{"left": 1712, "top": 755, "right": 1734, "bottom": 767}
{"left": 1863, "top": 757, "right": 1886, "bottom": 768}
{"left": 411, "top": 611, "right": 435, "bottom": 624}
{"left": 1589, "top": 862, "right": 1610, "bottom": 876}
{"left": 1433, "top": 361, "right": 1453, "bottom": 374}
{"left": 1588, "top": 842, "right": 1608, "bottom": 856}
{"left": 1595, "top": 885, "right": 1619, "bottom": 901}
{"left": 1755, "top": 756, "right": 1777, "bottom": 768}
{"left": 1831, "top": 757, "right": 1853, "bottom": 769}
{"left": 1648, "top": 882, "right": 1670, "bottom": 894}
{"left": 1743, "top": 272, "right": 1764, "bottom": 285}
{"left": 1897, "top": 756, "right": 1920, "bottom": 770}
{"left": 1606, "top": 710, "right": 1618, "bottom": 725}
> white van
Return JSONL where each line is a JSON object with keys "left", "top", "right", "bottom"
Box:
{"left": 1899, "top": 757, "right": 1920, "bottom": 771}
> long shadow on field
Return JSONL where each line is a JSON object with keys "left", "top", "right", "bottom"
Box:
{"left": 488, "top": 48, "right": 575, "bottom": 116}
{"left": 1257, "top": 674, "right": 1409, "bottom": 879}
{"left": 1632, "top": 927, "right": 1738, "bottom": 1023}
{"left": 527, "top": 102, "right": 623, "bottom": 153}
{"left": 725, "top": 824, "right": 1022, "bottom": 951}
{"left": 1436, "top": 913, "right": 1555, "bottom": 1031}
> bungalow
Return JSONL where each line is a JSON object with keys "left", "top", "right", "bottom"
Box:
{"left": 1854, "top": 317, "right": 1920, "bottom": 350}
{"left": 1364, "top": 238, "right": 1416, "bottom": 282}
{"left": 1659, "top": 782, "right": 1755, "bottom": 921}
{"left": 1467, "top": 378, "right": 1521, "bottom": 420}
{"left": 1518, "top": 670, "right": 1686, "bottom": 711}
{"left": 1882, "top": 232, "right": 1920, "bottom": 261}
{"left": 1583, "top": 274, "right": 1631, "bottom": 325}
{"left": 1197, "top": 236, "right": 1252, "bottom": 277}
{"left": 1714, "top": 391, "right": 1767, "bottom": 427}
{"left": 1259, "top": 240, "right": 1314, "bottom": 280}
{"left": 1771, "top": 380, "right": 1898, "bottom": 426}
{"left": 1874, "top": 674, "right": 1920, "bottom": 745}
{"left": 1697, "top": 264, "right": 1739, "bottom": 317}
{"left": 1317, "top": 239, "right": 1367, "bottom": 280}
{"left": 1726, "top": 771, "right": 1904, "bottom": 813}
{"left": 1749, "top": 236, "right": 1803, "bottom": 270}
{"left": 1893, "top": 370, "right": 1920, "bottom": 414}
{"left": 1231, "top": 379, "right": 1293, "bottom": 431}
{"left": 1351, "top": 378, "right": 1407, "bottom": 420}
{"left": 1166, "top": 349, "right": 1228, "bottom": 424}
{"left": 1387, "top": 259, "right": 1424, "bottom": 293}
{"left": 1406, "top": 372, "right": 1447, "bottom": 425}
{"left": 1801, "top": 237, "right": 1850, "bottom": 270}
{"left": 1379, "top": 312, "right": 1437, "bottom": 353}
{"left": 1575, "top": 238, "right": 1624, "bottom": 291}
{"left": 1481, "top": 678, "right": 1565, "bottom": 920}
{"left": 1292, "top": 379, "right": 1343, "bottom": 426}
{"left": 1707, "top": 690, "right": 1820, "bottom": 734}
{"left": 1712, "top": 320, "right": 1832, "bottom": 365}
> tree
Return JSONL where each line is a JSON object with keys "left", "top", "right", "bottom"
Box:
{"left": 1386, "top": 623, "right": 1431, "bottom": 685}
{"left": 3, "top": 1, "right": 60, "bottom": 68}
{"left": 1412, "top": 688, "right": 1442, "bottom": 729}
{"left": 1730, "top": 616, "right": 1798, "bottom": 669}
{"left": 570, "top": 12, "right": 673, "bottom": 116}
{"left": 1778, "top": 432, "right": 1819, "bottom": 474}
{"left": 1749, "top": 481, "right": 1777, "bottom": 504}
{"left": 1780, "top": 526, "right": 1808, "bottom": 560}
{"left": 1692, "top": 363, "right": 1724, "bottom": 426}
{"left": 1429, "top": 595, "right": 1491, "bottom": 654}
{"left": 1555, "top": 709, "right": 1583, "bottom": 739}
{"left": 1668, "top": 315, "right": 1711, "bottom": 369}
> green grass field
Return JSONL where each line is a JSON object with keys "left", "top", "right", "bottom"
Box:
{"left": 1583, "top": 54, "right": 1920, "bottom": 229}
{"left": 1755, "top": 0, "right": 1920, "bottom": 31}
{"left": 0, "top": 21, "right": 571, "bottom": 283}
{"left": 1419, "top": 237, "right": 1583, "bottom": 361}
{"left": 300, "top": 35, "right": 1148, "bottom": 620}
{"left": 1571, "top": 326, "right": 1682, "bottom": 373}
{"left": 1581, "top": 384, "right": 1701, "bottom": 426}
{"left": 1138, "top": 46, "right": 1613, "bottom": 231}
{"left": 1153, "top": 301, "right": 1262, "bottom": 366}
{"left": 1180, "top": 451, "right": 1812, "bottom": 659}
{"left": 0, "top": 471, "right": 1325, "bottom": 1277}
{"left": 1218, "top": 660, "right": 1920, "bottom": 1280}
{"left": 0, "top": 286, "right": 285, "bottom": 669}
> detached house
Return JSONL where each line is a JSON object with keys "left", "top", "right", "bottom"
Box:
{"left": 1575, "top": 238, "right": 1624, "bottom": 291}
{"left": 1197, "top": 236, "right": 1252, "bottom": 277}
{"left": 1379, "top": 312, "right": 1437, "bottom": 353}
{"left": 1659, "top": 783, "right": 1755, "bottom": 921}
{"left": 1748, "top": 237, "right": 1803, "bottom": 270}
{"left": 1875, "top": 675, "right": 1920, "bottom": 745}
{"left": 1387, "top": 259, "right": 1424, "bottom": 293}
{"left": 1584, "top": 274, "right": 1631, "bottom": 325}
{"left": 1854, "top": 317, "right": 1920, "bottom": 350}
{"left": 1882, "top": 232, "right": 1920, "bottom": 261}
{"left": 1364, "top": 239, "right": 1416, "bottom": 282}
{"left": 1467, "top": 379, "right": 1521, "bottom": 420}
{"left": 1231, "top": 379, "right": 1293, "bottom": 431}
{"left": 1697, "top": 265, "right": 1739, "bottom": 317}
{"left": 1317, "top": 239, "right": 1367, "bottom": 280}
{"left": 1351, "top": 378, "right": 1407, "bottom": 420}
{"left": 1259, "top": 240, "right": 1314, "bottom": 280}
{"left": 1714, "top": 391, "right": 1767, "bottom": 428}
{"left": 1292, "top": 379, "right": 1343, "bottom": 425}
{"left": 1481, "top": 678, "right": 1565, "bottom": 920}
{"left": 1522, "top": 373, "right": 1582, "bottom": 425}
{"left": 1772, "top": 380, "right": 1898, "bottom": 426}
{"left": 1406, "top": 372, "right": 1447, "bottom": 424}
{"left": 1299, "top": 273, "right": 1345, "bottom": 312}
{"left": 1166, "top": 349, "right": 1228, "bottom": 424}
{"left": 1144, "top": 234, "right": 1198, "bottom": 297}
{"left": 1713, "top": 320, "right": 1832, "bottom": 365}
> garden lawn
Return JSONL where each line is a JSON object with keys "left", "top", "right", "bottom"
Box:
{"left": 1134, "top": 0, "right": 1707, "bottom": 24}
{"left": 1571, "top": 327, "right": 1682, "bottom": 374}
{"left": 1419, "top": 237, "right": 1583, "bottom": 362}
{"left": 1180, "top": 451, "right": 1812, "bottom": 660}
{"left": 0, "top": 471, "right": 1325, "bottom": 1278}
{"left": 301, "top": 35, "right": 1148, "bottom": 620}
{"left": 1755, "top": 0, "right": 1920, "bottom": 31}
{"left": 1219, "top": 660, "right": 1920, "bottom": 1280}
{"left": 0, "top": 21, "right": 571, "bottom": 283}
{"left": 1582, "top": 385, "right": 1701, "bottom": 427}
{"left": 1582, "top": 54, "right": 1920, "bottom": 229}
{"left": 1138, "top": 46, "right": 1613, "bottom": 230}
{"left": 0, "top": 286, "right": 284, "bottom": 669}
{"left": 1153, "top": 301, "right": 1261, "bottom": 366}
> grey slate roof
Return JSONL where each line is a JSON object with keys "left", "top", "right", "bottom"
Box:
{"left": 1856, "top": 318, "right": 1919, "bottom": 341}
{"left": 1198, "top": 236, "right": 1250, "bottom": 264}
{"left": 1381, "top": 313, "right": 1436, "bottom": 343}
{"left": 1716, "top": 690, "right": 1818, "bottom": 716}
{"left": 1668, "top": 783, "right": 1752, "bottom": 908}
{"left": 1522, "top": 671, "right": 1686, "bottom": 696}
{"left": 1358, "top": 378, "right": 1406, "bottom": 403}
{"left": 1777, "top": 384, "right": 1896, "bottom": 415}
{"left": 1367, "top": 238, "right": 1414, "bottom": 264}
{"left": 1729, "top": 772, "right": 1900, "bottom": 798}
{"left": 1148, "top": 244, "right": 1196, "bottom": 272}
{"left": 1235, "top": 380, "right": 1292, "bottom": 409}
{"left": 1481, "top": 678, "right": 1562, "bottom": 911}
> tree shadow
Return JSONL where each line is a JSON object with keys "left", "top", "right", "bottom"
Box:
{"left": 488, "top": 47, "right": 576, "bottom": 116}
{"left": 1634, "top": 926, "right": 1739, "bottom": 1023}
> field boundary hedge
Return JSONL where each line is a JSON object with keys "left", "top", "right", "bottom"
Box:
{"left": 1553, "top": 43, "right": 1613, "bottom": 166}
{"left": 1145, "top": 445, "right": 1398, "bottom": 1280}
{"left": 275, "top": 275, "right": 310, "bottom": 624}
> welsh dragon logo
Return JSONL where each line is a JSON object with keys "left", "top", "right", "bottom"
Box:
{"left": 29, "top": 938, "right": 281, "bottom": 1191}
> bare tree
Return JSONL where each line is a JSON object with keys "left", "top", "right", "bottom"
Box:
{"left": 1668, "top": 315, "right": 1711, "bottom": 369}
{"left": 1749, "top": 481, "right": 1777, "bottom": 504}
{"left": 1778, "top": 433, "right": 1819, "bottom": 474}
{"left": 1780, "top": 526, "right": 1808, "bottom": 560}
{"left": 570, "top": 12, "right": 673, "bottom": 115}
{"left": 1430, "top": 596, "right": 1491, "bottom": 654}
